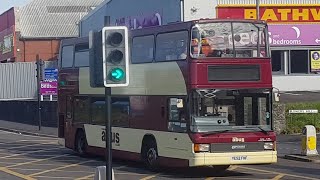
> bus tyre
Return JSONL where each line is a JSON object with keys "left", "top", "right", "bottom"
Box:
{"left": 75, "top": 130, "right": 88, "bottom": 157}
{"left": 143, "top": 141, "right": 159, "bottom": 171}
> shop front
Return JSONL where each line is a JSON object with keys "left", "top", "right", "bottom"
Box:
{"left": 216, "top": 5, "right": 320, "bottom": 75}
{"left": 216, "top": 4, "right": 320, "bottom": 92}
{"left": 269, "top": 24, "right": 320, "bottom": 75}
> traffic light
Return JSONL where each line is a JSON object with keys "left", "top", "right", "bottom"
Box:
{"left": 102, "top": 26, "right": 129, "bottom": 87}
{"left": 89, "top": 30, "right": 104, "bottom": 87}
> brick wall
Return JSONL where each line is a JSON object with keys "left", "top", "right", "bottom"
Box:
{"left": 273, "top": 103, "right": 286, "bottom": 134}
{"left": 15, "top": 38, "right": 60, "bottom": 62}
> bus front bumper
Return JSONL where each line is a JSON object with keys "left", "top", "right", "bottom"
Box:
{"left": 189, "top": 151, "right": 277, "bottom": 167}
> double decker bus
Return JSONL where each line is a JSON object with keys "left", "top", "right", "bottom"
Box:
{"left": 58, "top": 19, "right": 276, "bottom": 170}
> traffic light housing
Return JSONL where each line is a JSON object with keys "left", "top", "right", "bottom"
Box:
{"left": 102, "top": 26, "right": 129, "bottom": 87}
{"left": 89, "top": 30, "right": 104, "bottom": 87}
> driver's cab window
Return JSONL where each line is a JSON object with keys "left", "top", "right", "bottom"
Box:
{"left": 168, "top": 98, "right": 186, "bottom": 132}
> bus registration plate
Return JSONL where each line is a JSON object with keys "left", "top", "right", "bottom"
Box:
{"left": 231, "top": 156, "right": 248, "bottom": 161}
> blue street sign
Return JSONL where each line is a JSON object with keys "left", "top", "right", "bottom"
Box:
{"left": 44, "top": 68, "right": 58, "bottom": 81}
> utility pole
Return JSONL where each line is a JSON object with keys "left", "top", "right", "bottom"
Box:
{"left": 256, "top": 0, "right": 260, "bottom": 20}
{"left": 36, "top": 55, "right": 43, "bottom": 131}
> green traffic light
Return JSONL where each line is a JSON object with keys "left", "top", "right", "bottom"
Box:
{"left": 110, "top": 68, "right": 125, "bottom": 81}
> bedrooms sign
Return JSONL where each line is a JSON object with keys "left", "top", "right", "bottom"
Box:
{"left": 217, "top": 6, "right": 320, "bottom": 23}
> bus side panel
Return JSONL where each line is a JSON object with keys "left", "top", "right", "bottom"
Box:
{"left": 83, "top": 125, "right": 193, "bottom": 165}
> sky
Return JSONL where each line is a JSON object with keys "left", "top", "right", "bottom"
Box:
{"left": 0, "top": 0, "right": 29, "bottom": 15}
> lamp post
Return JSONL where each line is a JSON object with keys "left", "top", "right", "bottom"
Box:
{"left": 256, "top": 0, "right": 260, "bottom": 20}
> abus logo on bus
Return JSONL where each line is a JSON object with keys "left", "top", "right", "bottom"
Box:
{"left": 232, "top": 137, "right": 245, "bottom": 142}
{"left": 228, "top": 31, "right": 265, "bottom": 46}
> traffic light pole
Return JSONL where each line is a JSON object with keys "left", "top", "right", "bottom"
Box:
{"left": 105, "top": 87, "right": 112, "bottom": 180}
{"left": 104, "top": 15, "right": 113, "bottom": 180}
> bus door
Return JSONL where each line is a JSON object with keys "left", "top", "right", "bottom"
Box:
{"left": 65, "top": 95, "right": 74, "bottom": 147}
{"left": 166, "top": 98, "right": 190, "bottom": 156}
{"left": 235, "top": 93, "right": 271, "bottom": 126}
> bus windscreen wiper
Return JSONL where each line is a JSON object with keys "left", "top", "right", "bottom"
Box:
{"left": 201, "top": 129, "right": 232, "bottom": 137}
{"left": 244, "top": 126, "right": 268, "bottom": 135}
{"left": 257, "top": 127, "right": 268, "bottom": 135}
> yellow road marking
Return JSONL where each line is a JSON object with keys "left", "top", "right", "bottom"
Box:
{"left": 6, "top": 154, "right": 70, "bottom": 168}
{"left": 205, "top": 177, "right": 215, "bottom": 180}
{"left": 0, "top": 147, "right": 63, "bottom": 159}
{"left": 6, "top": 142, "right": 56, "bottom": 150}
{"left": 10, "top": 168, "right": 47, "bottom": 171}
{"left": 205, "top": 165, "right": 238, "bottom": 179}
{"left": 28, "top": 160, "right": 94, "bottom": 176}
{"left": 116, "top": 172, "right": 152, "bottom": 175}
{"left": 0, "top": 152, "right": 17, "bottom": 154}
{"left": 0, "top": 167, "right": 36, "bottom": 180}
{"left": 228, "top": 165, "right": 238, "bottom": 171}
{"left": 9, "top": 154, "right": 72, "bottom": 158}
{"left": 33, "top": 175, "right": 74, "bottom": 179}
{"left": 239, "top": 166, "right": 319, "bottom": 180}
{"left": 140, "top": 173, "right": 160, "bottom": 180}
{"left": 3, "top": 157, "right": 44, "bottom": 160}
{"left": 114, "top": 165, "right": 127, "bottom": 169}
{"left": 19, "top": 139, "right": 57, "bottom": 142}
{"left": 75, "top": 174, "right": 94, "bottom": 180}
{"left": 211, "top": 178, "right": 267, "bottom": 179}
{"left": 0, "top": 162, "right": 17, "bottom": 165}
{"left": 10, "top": 167, "right": 92, "bottom": 173}
{"left": 272, "top": 174, "right": 285, "bottom": 180}
{"left": 0, "top": 139, "right": 31, "bottom": 145}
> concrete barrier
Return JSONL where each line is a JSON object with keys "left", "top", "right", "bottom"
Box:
{"left": 94, "top": 166, "right": 115, "bottom": 180}
{"left": 301, "top": 125, "right": 318, "bottom": 156}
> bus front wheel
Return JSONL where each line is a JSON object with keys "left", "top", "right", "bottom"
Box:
{"left": 75, "top": 130, "right": 88, "bottom": 157}
{"left": 142, "top": 140, "right": 159, "bottom": 171}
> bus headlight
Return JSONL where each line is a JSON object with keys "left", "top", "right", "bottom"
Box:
{"left": 194, "top": 144, "right": 210, "bottom": 153}
{"left": 264, "top": 142, "right": 274, "bottom": 150}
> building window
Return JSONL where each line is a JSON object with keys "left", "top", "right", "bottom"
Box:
{"left": 271, "top": 50, "right": 285, "bottom": 73}
{"left": 168, "top": 98, "right": 186, "bottom": 132}
{"left": 290, "top": 50, "right": 308, "bottom": 74}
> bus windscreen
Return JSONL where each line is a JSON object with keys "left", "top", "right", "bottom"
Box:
{"left": 190, "top": 22, "right": 269, "bottom": 59}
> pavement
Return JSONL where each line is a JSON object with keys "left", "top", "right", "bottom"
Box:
{"left": 276, "top": 134, "right": 320, "bottom": 163}
{"left": 0, "top": 130, "right": 320, "bottom": 180}
{"left": 0, "top": 119, "right": 57, "bottom": 138}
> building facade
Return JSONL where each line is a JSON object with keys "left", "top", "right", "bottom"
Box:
{"left": 79, "top": 0, "right": 218, "bottom": 37}
{"left": 78, "top": 0, "right": 320, "bottom": 96}
{"left": 0, "top": 8, "right": 16, "bottom": 62}
{"left": 216, "top": 0, "right": 320, "bottom": 93}
{"left": 0, "top": 0, "right": 103, "bottom": 63}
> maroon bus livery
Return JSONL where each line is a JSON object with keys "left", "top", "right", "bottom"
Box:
{"left": 58, "top": 19, "right": 276, "bottom": 171}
